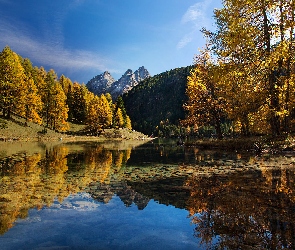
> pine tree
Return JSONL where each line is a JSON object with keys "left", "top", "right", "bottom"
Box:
{"left": 67, "top": 83, "right": 87, "bottom": 123}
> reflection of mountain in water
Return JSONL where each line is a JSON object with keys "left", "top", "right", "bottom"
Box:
{"left": 127, "top": 177, "right": 190, "bottom": 209}
{"left": 1, "top": 141, "right": 295, "bottom": 249}
{"left": 108, "top": 166, "right": 295, "bottom": 249}
{"left": 90, "top": 182, "right": 150, "bottom": 210}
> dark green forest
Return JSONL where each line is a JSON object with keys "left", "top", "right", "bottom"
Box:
{"left": 123, "top": 66, "right": 193, "bottom": 137}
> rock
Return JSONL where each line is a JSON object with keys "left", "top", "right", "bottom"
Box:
{"left": 86, "top": 66, "right": 150, "bottom": 100}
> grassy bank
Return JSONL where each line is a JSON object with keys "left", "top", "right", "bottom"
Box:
{"left": 0, "top": 115, "right": 150, "bottom": 142}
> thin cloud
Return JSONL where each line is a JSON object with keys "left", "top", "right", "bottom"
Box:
{"left": 177, "top": 33, "right": 194, "bottom": 49}
{"left": 177, "top": 0, "right": 214, "bottom": 49}
{"left": 0, "top": 18, "right": 113, "bottom": 78}
{"left": 181, "top": 0, "right": 212, "bottom": 24}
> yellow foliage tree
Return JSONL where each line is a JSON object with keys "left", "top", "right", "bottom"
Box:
{"left": 97, "top": 94, "right": 113, "bottom": 130}
{"left": 125, "top": 115, "right": 132, "bottom": 130}
{"left": 19, "top": 78, "right": 43, "bottom": 125}
{"left": 114, "top": 108, "right": 124, "bottom": 128}
{"left": 86, "top": 94, "right": 102, "bottom": 135}
{"left": 19, "top": 57, "right": 43, "bottom": 124}
{"left": 182, "top": 49, "right": 227, "bottom": 139}
{"left": 45, "top": 69, "right": 69, "bottom": 131}
{"left": 202, "top": 0, "right": 295, "bottom": 135}
{"left": 0, "top": 46, "right": 26, "bottom": 118}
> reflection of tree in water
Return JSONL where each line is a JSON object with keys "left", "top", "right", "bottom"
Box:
{"left": 2, "top": 141, "right": 295, "bottom": 250}
{"left": 86, "top": 147, "right": 150, "bottom": 209}
{"left": 186, "top": 169, "right": 295, "bottom": 249}
{"left": 0, "top": 144, "right": 132, "bottom": 234}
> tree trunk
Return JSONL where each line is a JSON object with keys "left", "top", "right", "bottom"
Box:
{"left": 262, "top": 1, "right": 280, "bottom": 136}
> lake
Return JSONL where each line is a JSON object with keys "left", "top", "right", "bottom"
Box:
{"left": 0, "top": 138, "right": 294, "bottom": 249}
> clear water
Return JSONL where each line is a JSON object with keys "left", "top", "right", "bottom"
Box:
{"left": 0, "top": 139, "right": 294, "bottom": 249}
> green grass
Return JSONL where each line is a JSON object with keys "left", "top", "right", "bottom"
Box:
{"left": 0, "top": 115, "right": 148, "bottom": 142}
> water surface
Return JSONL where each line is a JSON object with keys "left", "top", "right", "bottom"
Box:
{"left": 0, "top": 139, "right": 295, "bottom": 249}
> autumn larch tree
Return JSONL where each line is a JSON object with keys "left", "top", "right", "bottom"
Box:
{"left": 97, "top": 94, "right": 113, "bottom": 130}
{"left": 0, "top": 46, "right": 26, "bottom": 118}
{"left": 204, "top": 0, "right": 295, "bottom": 136}
{"left": 114, "top": 108, "right": 124, "bottom": 129}
{"left": 85, "top": 93, "right": 101, "bottom": 135}
{"left": 19, "top": 57, "right": 43, "bottom": 125}
{"left": 182, "top": 49, "right": 227, "bottom": 139}
{"left": 45, "top": 69, "right": 69, "bottom": 131}
{"left": 114, "top": 96, "right": 132, "bottom": 129}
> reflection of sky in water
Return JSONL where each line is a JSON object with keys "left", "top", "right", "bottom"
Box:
{"left": 0, "top": 193, "right": 204, "bottom": 250}
{"left": 1, "top": 141, "right": 294, "bottom": 249}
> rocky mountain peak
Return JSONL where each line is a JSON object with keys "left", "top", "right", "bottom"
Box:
{"left": 86, "top": 71, "right": 115, "bottom": 96}
{"left": 103, "top": 71, "right": 111, "bottom": 77}
{"left": 86, "top": 66, "right": 150, "bottom": 100}
{"left": 134, "top": 66, "right": 150, "bottom": 82}
{"left": 124, "top": 69, "right": 133, "bottom": 75}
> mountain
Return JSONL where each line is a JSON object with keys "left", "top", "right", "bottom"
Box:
{"left": 86, "top": 66, "right": 150, "bottom": 100}
{"left": 86, "top": 71, "right": 115, "bottom": 96}
{"left": 122, "top": 66, "right": 193, "bottom": 136}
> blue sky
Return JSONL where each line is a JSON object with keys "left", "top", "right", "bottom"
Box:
{"left": 0, "top": 0, "right": 222, "bottom": 83}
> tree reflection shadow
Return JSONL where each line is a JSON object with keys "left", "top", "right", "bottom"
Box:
{"left": 186, "top": 169, "right": 295, "bottom": 249}
{"left": 0, "top": 144, "right": 131, "bottom": 234}
{"left": 1, "top": 141, "right": 295, "bottom": 250}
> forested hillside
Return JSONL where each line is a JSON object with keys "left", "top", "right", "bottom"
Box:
{"left": 0, "top": 46, "right": 131, "bottom": 135}
{"left": 123, "top": 66, "right": 193, "bottom": 136}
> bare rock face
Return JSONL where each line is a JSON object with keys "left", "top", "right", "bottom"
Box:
{"left": 86, "top": 71, "right": 115, "bottom": 97}
{"left": 86, "top": 66, "right": 150, "bottom": 100}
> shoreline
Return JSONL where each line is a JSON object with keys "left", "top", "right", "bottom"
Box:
{"left": 0, "top": 115, "right": 153, "bottom": 143}
{"left": 0, "top": 134, "right": 154, "bottom": 143}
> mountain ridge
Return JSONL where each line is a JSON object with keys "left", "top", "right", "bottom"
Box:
{"left": 86, "top": 66, "right": 150, "bottom": 100}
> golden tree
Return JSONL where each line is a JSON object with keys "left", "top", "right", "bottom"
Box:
{"left": 97, "top": 94, "right": 113, "bottom": 130}
{"left": 182, "top": 49, "right": 227, "bottom": 139}
{"left": 19, "top": 78, "right": 43, "bottom": 125}
{"left": 0, "top": 46, "right": 26, "bottom": 118}
{"left": 44, "top": 69, "right": 69, "bottom": 131}
{"left": 85, "top": 94, "right": 101, "bottom": 135}
{"left": 18, "top": 57, "right": 43, "bottom": 125}
{"left": 204, "top": 0, "right": 295, "bottom": 135}
{"left": 59, "top": 74, "right": 73, "bottom": 96}
{"left": 114, "top": 108, "right": 124, "bottom": 129}
{"left": 125, "top": 115, "right": 132, "bottom": 130}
